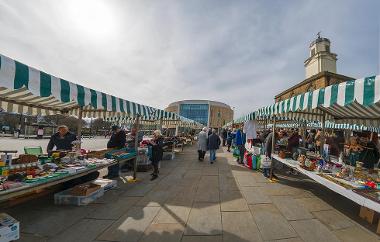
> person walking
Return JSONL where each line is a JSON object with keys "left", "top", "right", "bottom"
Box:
{"left": 235, "top": 128, "right": 245, "bottom": 164}
{"left": 226, "top": 129, "right": 233, "bottom": 152}
{"left": 208, "top": 129, "right": 221, "bottom": 164}
{"left": 197, "top": 127, "right": 208, "bottom": 161}
{"left": 148, "top": 130, "right": 164, "bottom": 180}
{"left": 222, "top": 128, "right": 227, "bottom": 146}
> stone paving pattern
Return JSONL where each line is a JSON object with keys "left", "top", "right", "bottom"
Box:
{"left": 4, "top": 145, "right": 379, "bottom": 242}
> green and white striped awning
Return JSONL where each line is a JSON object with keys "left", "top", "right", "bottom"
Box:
{"left": 0, "top": 53, "right": 180, "bottom": 121}
{"left": 256, "top": 75, "right": 380, "bottom": 126}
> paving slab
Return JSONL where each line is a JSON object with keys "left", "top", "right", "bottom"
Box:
{"left": 194, "top": 188, "right": 220, "bottom": 203}
{"left": 86, "top": 196, "right": 140, "bottom": 220}
{"left": 240, "top": 186, "right": 271, "bottom": 204}
{"left": 262, "top": 183, "right": 304, "bottom": 196}
{"left": 94, "top": 189, "right": 126, "bottom": 203}
{"left": 222, "top": 211, "right": 263, "bottom": 242}
{"left": 137, "top": 189, "right": 174, "bottom": 207}
{"left": 333, "top": 226, "right": 379, "bottom": 242}
{"left": 153, "top": 205, "right": 192, "bottom": 224}
{"left": 19, "top": 233, "right": 48, "bottom": 242}
{"left": 250, "top": 204, "right": 297, "bottom": 241}
{"left": 140, "top": 223, "right": 184, "bottom": 242}
{"left": 9, "top": 206, "right": 93, "bottom": 237}
{"left": 271, "top": 196, "right": 314, "bottom": 220}
{"left": 312, "top": 210, "right": 354, "bottom": 230}
{"left": 122, "top": 183, "right": 156, "bottom": 196}
{"left": 181, "top": 235, "right": 223, "bottom": 242}
{"left": 290, "top": 219, "right": 340, "bottom": 242}
{"left": 295, "top": 197, "right": 332, "bottom": 212}
{"left": 198, "top": 175, "right": 219, "bottom": 188}
{"left": 235, "top": 175, "right": 257, "bottom": 187}
{"left": 219, "top": 177, "right": 239, "bottom": 191}
{"left": 184, "top": 202, "right": 222, "bottom": 235}
{"left": 266, "top": 238, "right": 304, "bottom": 242}
{"left": 48, "top": 219, "right": 113, "bottom": 242}
{"left": 97, "top": 206, "right": 161, "bottom": 242}
{"left": 220, "top": 190, "right": 249, "bottom": 211}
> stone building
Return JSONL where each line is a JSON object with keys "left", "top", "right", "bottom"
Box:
{"left": 275, "top": 35, "right": 354, "bottom": 102}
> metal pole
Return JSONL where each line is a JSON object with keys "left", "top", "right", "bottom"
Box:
{"left": 133, "top": 115, "right": 140, "bottom": 180}
{"left": 320, "top": 111, "right": 326, "bottom": 155}
{"left": 270, "top": 116, "right": 276, "bottom": 180}
{"left": 77, "top": 108, "right": 83, "bottom": 149}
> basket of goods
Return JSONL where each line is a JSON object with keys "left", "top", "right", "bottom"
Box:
{"left": 301, "top": 158, "right": 317, "bottom": 171}
{"left": 279, "top": 150, "right": 286, "bottom": 159}
{"left": 87, "top": 149, "right": 112, "bottom": 159}
{"left": 298, "top": 155, "right": 306, "bottom": 166}
{"left": 70, "top": 183, "right": 101, "bottom": 196}
{"left": 14, "top": 154, "right": 38, "bottom": 164}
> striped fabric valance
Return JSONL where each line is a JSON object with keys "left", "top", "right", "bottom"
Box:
{"left": 0, "top": 53, "right": 182, "bottom": 121}
{"left": 256, "top": 75, "right": 380, "bottom": 125}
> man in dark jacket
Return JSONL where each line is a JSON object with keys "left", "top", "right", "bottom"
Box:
{"left": 105, "top": 125, "right": 127, "bottom": 178}
{"left": 148, "top": 130, "right": 164, "bottom": 180}
{"left": 47, "top": 125, "right": 77, "bottom": 153}
{"left": 208, "top": 129, "right": 221, "bottom": 164}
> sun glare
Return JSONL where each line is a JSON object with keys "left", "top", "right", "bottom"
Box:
{"left": 65, "top": 0, "right": 118, "bottom": 41}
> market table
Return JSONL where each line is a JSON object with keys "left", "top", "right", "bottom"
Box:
{"left": 272, "top": 154, "right": 380, "bottom": 213}
{"left": 0, "top": 160, "right": 117, "bottom": 202}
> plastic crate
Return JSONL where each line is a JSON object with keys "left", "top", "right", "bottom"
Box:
{"left": 54, "top": 186, "right": 104, "bottom": 206}
{"left": 92, "top": 179, "right": 117, "bottom": 191}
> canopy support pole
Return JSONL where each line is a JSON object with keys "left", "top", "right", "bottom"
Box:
{"left": 133, "top": 115, "right": 140, "bottom": 180}
{"left": 159, "top": 117, "right": 163, "bottom": 132}
{"left": 320, "top": 111, "right": 326, "bottom": 155}
{"left": 77, "top": 108, "right": 83, "bottom": 149}
{"left": 270, "top": 116, "right": 276, "bottom": 180}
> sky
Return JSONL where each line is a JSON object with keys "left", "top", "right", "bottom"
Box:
{"left": 0, "top": 0, "right": 379, "bottom": 118}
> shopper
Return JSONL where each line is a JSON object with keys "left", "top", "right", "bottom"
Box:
{"left": 226, "top": 129, "right": 233, "bottom": 152}
{"left": 264, "top": 130, "right": 279, "bottom": 178}
{"left": 47, "top": 125, "right": 77, "bottom": 154}
{"left": 208, "top": 129, "right": 221, "bottom": 164}
{"left": 106, "top": 125, "right": 126, "bottom": 178}
{"left": 197, "top": 127, "right": 208, "bottom": 161}
{"left": 222, "top": 128, "right": 227, "bottom": 146}
{"left": 148, "top": 130, "right": 164, "bottom": 180}
{"left": 235, "top": 128, "right": 245, "bottom": 164}
{"left": 287, "top": 129, "right": 301, "bottom": 153}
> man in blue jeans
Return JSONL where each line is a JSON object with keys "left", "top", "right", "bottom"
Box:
{"left": 208, "top": 129, "right": 221, "bottom": 164}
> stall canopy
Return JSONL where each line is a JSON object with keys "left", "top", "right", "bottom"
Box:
{"left": 256, "top": 75, "right": 380, "bottom": 126}
{"left": 0, "top": 53, "right": 197, "bottom": 125}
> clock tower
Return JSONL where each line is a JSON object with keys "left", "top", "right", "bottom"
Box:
{"left": 304, "top": 33, "right": 337, "bottom": 78}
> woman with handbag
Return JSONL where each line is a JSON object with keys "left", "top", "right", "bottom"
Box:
{"left": 197, "top": 127, "right": 208, "bottom": 161}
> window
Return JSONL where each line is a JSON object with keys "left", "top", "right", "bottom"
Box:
{"left": 179, "top": 104, "right": 209, "bottom": 125}
{"left": 311, "top": 48, "right": 316, "bottom": 56}
{"left": 325, "top": 45, "right": 330, "bottom": 52}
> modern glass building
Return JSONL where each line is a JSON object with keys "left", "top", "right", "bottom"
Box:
{"left": 165, "top": 100, "right": 233, "bottom": 129}
{"left": 179, "top": 103, "right": 209, "bottom": 126}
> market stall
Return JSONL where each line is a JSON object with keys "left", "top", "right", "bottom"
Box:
{"left": 252, "top": 75, "right": 380, "bottom": 231}
{"left": 0, "top": 53, "right": 198, "bottom": 200}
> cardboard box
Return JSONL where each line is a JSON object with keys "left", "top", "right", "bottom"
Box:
{"left": 0, "top": 213, "right": 20, "bottom": 242}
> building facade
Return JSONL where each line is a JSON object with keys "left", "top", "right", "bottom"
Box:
{"left": 275, "top": 35, "right": 354, "bottom": 102}
{"left": 165, "top": 100, "right": 233, "bottom": 129}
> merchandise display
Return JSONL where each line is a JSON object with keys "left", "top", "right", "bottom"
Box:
{"left": 0, "top": 148, "right": 116, "bottom": 199}
{"left": 268, "top": 130, "right": 380, "bottom": 210}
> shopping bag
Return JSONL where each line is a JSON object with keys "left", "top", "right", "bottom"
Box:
{"left": 233, "top": 147, "right": 240, "bottom": 158}
{"left": 261, "top": 156, "right": 271, "bottom": 169}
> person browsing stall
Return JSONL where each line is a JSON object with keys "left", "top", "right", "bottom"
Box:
{"left": 148, "top": 130, "right": 164, "bottom": 181}
{"left": 47, "top": 125, "right": 77, "bottom": 153}
{"left": 105, "top": 125, "right": 127, "bottom": 179}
